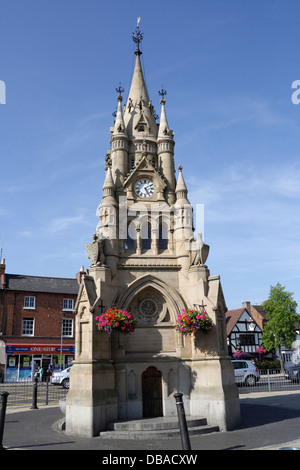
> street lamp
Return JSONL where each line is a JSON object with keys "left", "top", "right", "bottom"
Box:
{"left": 60, "top": 313, "right": 65, "bottom": 371}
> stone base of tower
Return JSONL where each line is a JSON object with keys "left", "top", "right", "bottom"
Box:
{"left": 64, "top": 263, "right": 241, "bottom": 437}
{"left": 64, "top": 357, "right": 240, "bottom": 437}
{"left": 65, "top": 361, "right": 118, "bottom": 437}
{"left": 189, "top": 357, "right": 241, "bottom": 431}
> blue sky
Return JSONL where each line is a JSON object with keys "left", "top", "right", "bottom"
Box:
{"left": 1, "top": 0, "right": 300, "bottom": 311}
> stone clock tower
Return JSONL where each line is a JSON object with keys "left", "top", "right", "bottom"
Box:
{"left": 65, "top": 24, "right": 240, "bottom": 437}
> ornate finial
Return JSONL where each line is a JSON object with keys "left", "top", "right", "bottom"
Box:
{"left": 158, "top": 87, "right": 167, "bottom": 103}
{"left": 132, "top": 17, "right": 143, "bottom": 54}
{"left": 178, "top": 165, "right": 183, "bottom": 172}
{"left": 116, "top": 83, "right": 125, "bottom": 101}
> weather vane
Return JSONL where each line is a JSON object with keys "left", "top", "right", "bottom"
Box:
{"left": 158, "top": 87, "right": 167, "bottom": 101}
{"left": 132, "top": 17, "right": 143, "bottom": 53}
{"left": 116, "top": 83, "right": 125, "bottom": 98}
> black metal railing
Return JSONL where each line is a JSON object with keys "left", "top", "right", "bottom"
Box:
{"left": 0, "top": 377, "right": 68, "bottom": 407}
{"left": 237, "top": 368, "right": 300, "bottom": 393}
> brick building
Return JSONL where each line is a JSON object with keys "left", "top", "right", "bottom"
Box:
{"left": 0, "top": 259, "right": 80, "bottom": 381}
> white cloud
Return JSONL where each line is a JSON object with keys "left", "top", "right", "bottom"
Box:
{"left": 46, "top": 214, "right": 90, "bottom": 234}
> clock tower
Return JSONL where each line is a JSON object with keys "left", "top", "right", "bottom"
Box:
{"left": 65, "top": 23, "right": 240, "bottom": 437}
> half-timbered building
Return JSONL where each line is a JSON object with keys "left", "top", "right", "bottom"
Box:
{"left": 226, "top": 301, "right": 266, "bottom": 357}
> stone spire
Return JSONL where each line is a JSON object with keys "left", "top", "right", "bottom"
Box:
{"left": 158, "top": 91, "right": 171, "bottom": 139}
{"left": 175, "top": 165, "right": 189, "bottom": 205}
{"left": 157, "top": 89, "right": 175, "bottom": 204}
{"left": 174, "top": 165, "right": 193, "bottom": 241}
{"left": 113, "top": 86, "right": 127, "bottom": 137}
{"left": 123, "top": 24, "right": 157, "bottom": 139}
{"left": 110, "top": 85, "right": 129, "bottom": 192}
{"left": 99, "top": 163, "right": 117, "bottom": 208}
{"left": 102, "top": 163, "right": 115, "bottom": 193}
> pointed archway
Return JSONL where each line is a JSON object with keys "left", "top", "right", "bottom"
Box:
{"left": 112, "top": 274, "right": 187, "bottom": 323}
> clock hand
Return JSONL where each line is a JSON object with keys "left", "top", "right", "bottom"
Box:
{"left": 145, "top": 183, "right": 152, "bottom": 193}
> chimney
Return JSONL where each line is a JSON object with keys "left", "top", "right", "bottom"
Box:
{"left": 242, "top": 301, "right": 251, "bottom": 313}
{"left": 76, "top": 266, "right": 85, "bottom": 284}
{"left": 0, "top": 258, "right": 6, "bottom": 288}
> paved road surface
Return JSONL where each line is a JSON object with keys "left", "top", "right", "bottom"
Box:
{"left": 2, "top": 390, "right": 300, "bottom": 451}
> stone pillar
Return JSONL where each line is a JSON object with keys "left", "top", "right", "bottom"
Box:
{"left": 65, "top": 266, "right": 118, "bottom": 437}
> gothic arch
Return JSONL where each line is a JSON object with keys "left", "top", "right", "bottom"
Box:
{"left": 113, "top": 274, "right": 187, "bottom": 323}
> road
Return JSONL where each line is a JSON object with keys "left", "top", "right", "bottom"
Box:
{"left": 2, "top": 390, "right": 300, "bottom": 451}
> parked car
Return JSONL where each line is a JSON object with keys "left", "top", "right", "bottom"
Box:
{"left": 50, "top": 366, "right": 71, "bottom": 389}
{"left": 285, "top": 366, "right": 300, "bottom": 382}
{"left": 231, "top": 360, "right": 260, "bottom": 386}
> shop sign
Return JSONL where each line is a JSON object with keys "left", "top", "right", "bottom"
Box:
{"left": 6, "top": 344, "right": 75, "bottom": 355}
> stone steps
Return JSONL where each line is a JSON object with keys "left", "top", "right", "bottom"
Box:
{"left": 99, "top": 416, "right": 219, "bottom": 439}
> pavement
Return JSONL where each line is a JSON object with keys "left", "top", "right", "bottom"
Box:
{"left": 1, "top": 390, "right": 300, "bottom": 452}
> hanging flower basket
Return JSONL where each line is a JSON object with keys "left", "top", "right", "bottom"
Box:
{"left": 175, "top": 308, "right": 213, "bottom": 336}
{"left": 96, "top": 308, "right": 136, "bottom": 335}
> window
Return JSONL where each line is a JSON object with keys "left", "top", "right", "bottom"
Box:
{"left": 158, "top": 222, "right": 168, "bottom": 250}
{"left": 62, "top": 318, "right": 73, "bottom": 337}
{"left": 233, "top": 361, "right": 248, "bottom": 370}
{"left": 22, "top": 318, "right": 34, "bottom": 336}
{"left": 125, "top": 222, "right": 135, "bottom": 250}
{"left": 63, "top": 298, "right": 74, "bottom": 311}
{"left": 141, "top": 222, "right": 151, "bottom": 250}
{"left": 24, "top": 296, "right": 35, "bottom": 309}
{"left": 239, "top": 334, "right": 255, "bottom": 346}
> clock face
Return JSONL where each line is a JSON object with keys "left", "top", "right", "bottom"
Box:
{"left": 135, "top": 179, "right": 155, "bottom": 198}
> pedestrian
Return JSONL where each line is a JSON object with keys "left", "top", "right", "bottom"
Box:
{"left": 47, "top": 362, "right": 54, "bottom": 377}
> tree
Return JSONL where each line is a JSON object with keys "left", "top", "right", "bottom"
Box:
{"left": 262, "top": 283, "right": 299, "bottom": 371}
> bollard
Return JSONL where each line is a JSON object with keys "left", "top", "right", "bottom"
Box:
{"left": 45, "top": 375, "right": 49, "bottom": 405}
{"left": 0, "top": 392, "right": 9, "bottom": 450}
{"left": 30, "top": 375, "right": 39, "bottom": 409}
{"left": 174, "top": 392, "right": 191, "bottom": 450}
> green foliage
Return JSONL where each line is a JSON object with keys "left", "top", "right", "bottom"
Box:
{"left": 254, "top": 360, "right": 281, "bottom": 370}
{"left": 262, "top": 283, "right": 299, "bottom": 353}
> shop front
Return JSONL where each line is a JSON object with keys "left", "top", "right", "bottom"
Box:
{"left": 5, "top": 344, "right": 75, "bottom": 381}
